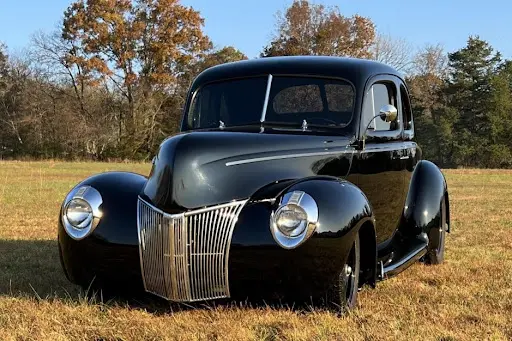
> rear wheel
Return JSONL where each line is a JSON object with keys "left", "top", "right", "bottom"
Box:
{"left": 326, "top": 234, "right": 360, "bottom": 311}
{"left": 425, "top": 197, "right": 448, "bottom": 265}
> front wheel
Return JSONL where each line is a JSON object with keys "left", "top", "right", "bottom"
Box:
{"left": 325, "top": 233, "right": 360, "bottom": 311}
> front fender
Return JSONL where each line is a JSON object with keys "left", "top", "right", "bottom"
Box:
{"left": 401, "top": 160, "right": 448, "bottom": 238}
{"left": 284, "top": 178, "right": 374, "bottom": 238}
{"left": 58, "top": 172, "right": 147, "bottom": 289}
{"left": 228, "top": 177, "right": 376, "bottom": 299}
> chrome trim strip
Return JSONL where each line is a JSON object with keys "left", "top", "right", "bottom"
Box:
{"left": 382, "top": 243, "right": 427, "bottom": 278}
{"left": 136, "top": 199, "right": 147, "bottom": 290}
{"left": 138, "top": 197, "right": 248, "bottom": 217}
{"left": 225, "top": 143, "right": 412, "bottom": 167}
{"left": 260, "top": 74, "right": 273, "bottom": 123}
{"left": 226, "top": 149, "right": 354, "bottom": 166}
{"left": 361, "top": 144, "right": 407, "bottom": 153}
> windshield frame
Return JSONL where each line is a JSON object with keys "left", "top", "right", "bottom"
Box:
{"left": 181, "top": 73, "right": 357, "bottom": 134}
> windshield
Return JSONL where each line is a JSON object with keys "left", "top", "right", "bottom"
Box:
{"left": 185, "top": 75, "right": 355, "bottom": 131}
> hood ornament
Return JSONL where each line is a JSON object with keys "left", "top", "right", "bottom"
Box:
{"left": 219, "top": 120, "right": 225, "bottom": 130}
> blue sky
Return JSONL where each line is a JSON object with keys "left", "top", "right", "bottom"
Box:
{"left": 1, "top": 0, "right": 511, "bottom": 59}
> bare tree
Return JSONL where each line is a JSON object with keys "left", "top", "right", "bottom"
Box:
{"left": 371, "top": 34, "right": 413, "bottom": 72}
{"left": 412, "top": 43, "right": 448, "bottom": 78}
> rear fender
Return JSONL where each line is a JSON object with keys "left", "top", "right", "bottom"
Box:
{"left": 400, "top": 160, "right": 449, "bottom": 240}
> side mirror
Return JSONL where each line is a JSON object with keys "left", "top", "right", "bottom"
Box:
{"left": 362, "top": 104, "right": 398, "bottom": 149}
{"left": 379, "top": 104, "right": 398, "bottom": 123}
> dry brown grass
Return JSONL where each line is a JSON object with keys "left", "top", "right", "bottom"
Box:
{"left": 0, "top": 161, "right": 511, "bottom": 340}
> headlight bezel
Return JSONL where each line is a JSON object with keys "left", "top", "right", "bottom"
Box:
{"left": 270, "top": 190, "right": 318, "bottom": 249}
{"left": 62, "top": 185, "right": 103, "bottom": 240}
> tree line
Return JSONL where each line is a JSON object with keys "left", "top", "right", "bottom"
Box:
{"left": 1, "top": 0, "right": 511, "bottom": 168}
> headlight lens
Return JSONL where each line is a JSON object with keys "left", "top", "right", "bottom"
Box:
{"left": 65, "top": 198, "right": 93, "bottom": 228}
{"left": 62, "top": 185, "right": 102, "bottom": 240}
{"left": 274, "top": 204, "right": 308, "bottom": 237}
{"left": 270, "top": 190, "right": 318, "bottom": 249}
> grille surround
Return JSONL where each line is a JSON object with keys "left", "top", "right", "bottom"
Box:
{"left": 137, "top": 197, "right": 247, "bottom": 302}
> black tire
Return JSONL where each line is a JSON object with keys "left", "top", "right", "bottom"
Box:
{"left": 425, "top": 197, "right": 447, "bottom": 265}
{"left": 325, "top": 233, "right": 360, "bottom": 311}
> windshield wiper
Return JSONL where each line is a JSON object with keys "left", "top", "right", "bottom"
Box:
{"left": 210, "top": 120, "right": 348, "bottom": 133}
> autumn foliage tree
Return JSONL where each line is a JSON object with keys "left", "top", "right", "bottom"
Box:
{"left": 61, "top": 0, "right": 212, "bottom": 155}
{"left": 261, "top": 0, "right": 375, "bottom": 58}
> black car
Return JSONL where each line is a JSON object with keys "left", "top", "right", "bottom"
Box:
{"left": 58, "top": 56, "right": 450, "bottom": 309}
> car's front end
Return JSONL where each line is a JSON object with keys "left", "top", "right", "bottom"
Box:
{"left": 58, "top": 58, "right": 378, "bottom": 305}
{"left": 58, "top": 131, "right": 372, "bottom": 303}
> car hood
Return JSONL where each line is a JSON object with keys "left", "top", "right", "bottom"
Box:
{"left": 141, "top": 131, "right": 354, "bottom": 212}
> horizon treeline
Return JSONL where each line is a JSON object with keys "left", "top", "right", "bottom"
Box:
{"left": 1, "top": 0, "right": 511, "bottom": 168}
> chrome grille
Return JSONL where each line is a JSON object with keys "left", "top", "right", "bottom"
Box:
{"left": 137, "top": 197, "right": 247, "bottom": 302}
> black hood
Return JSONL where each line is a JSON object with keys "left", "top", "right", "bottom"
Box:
{"left": 142, "top": 131, "right": 354, "bottom": 212}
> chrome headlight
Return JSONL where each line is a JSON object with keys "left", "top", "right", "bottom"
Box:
{"left": 270, "top": 191, "right": 318, "bottom": 249}
{"left": 62, "top": 186, "right": 103, "bottom": 240}
{"left": 66, "top": 198, "right": 93, "bottom": 228}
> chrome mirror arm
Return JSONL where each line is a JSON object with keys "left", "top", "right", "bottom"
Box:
{"left": 362, "top": 115, "right": 380, "bottom": 150}
{"left": 361, "top": 104, "right": 398, "bottom": 149}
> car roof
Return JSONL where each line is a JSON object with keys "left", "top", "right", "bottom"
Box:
{"left": 191, "top": 56, "right": 400, "bottom": 90}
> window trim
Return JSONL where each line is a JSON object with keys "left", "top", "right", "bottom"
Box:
{"left": 399, "top": 82, "right": 415, "bottom": 141}
{"left": 359, "top": 74, "right": 403, "bottom": 142}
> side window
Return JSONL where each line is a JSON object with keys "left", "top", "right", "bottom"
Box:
{"left": 400, "top": 85, "right": 413, "bottom": 131}
{"left": 362, "top": 82, "right": 398, "bottom": 132}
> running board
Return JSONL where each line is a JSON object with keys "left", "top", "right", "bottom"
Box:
{"left": 380, "top": 244, "right": 428, "bottom": 280}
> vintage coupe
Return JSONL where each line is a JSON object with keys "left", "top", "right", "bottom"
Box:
{"left": 58, "top": 56, "right": 450, "bottom": 309}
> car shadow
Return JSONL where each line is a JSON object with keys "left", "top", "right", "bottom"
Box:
{"left": 0, "top": 239, "right": 173, "bottom": 311}
{"left": 0, "top": 239, "right": 79, "bottom": 298}
{"left": 0, "top": 239, "right": 336, "bottom": 314}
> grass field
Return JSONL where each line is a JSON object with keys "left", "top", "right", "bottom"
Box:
{"left": 0, "top": 161, "right": 511, "bottom": 340}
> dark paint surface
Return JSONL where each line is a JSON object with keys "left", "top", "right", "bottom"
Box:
{"left": 225, "top": 179, "right": 374, "bottom": 299}
{"left": 58, "top": 56, "right": 449, "bottom": 300}
{"left": 142, "top": 131, "right": 355, "bottom": 211}
{"left": 59, "top": 172, "right": 146, "bottom": 290}
{"left": 401, "top": 160, "right": 448, "bottom": 241}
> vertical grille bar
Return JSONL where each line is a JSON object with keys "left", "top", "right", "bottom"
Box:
{"left": 137, "top": 197, "right": 247, "bottom": 302}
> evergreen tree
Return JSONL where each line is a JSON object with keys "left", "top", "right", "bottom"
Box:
{"left": 445, "top": 36, "right": 502, "bottom": 166}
